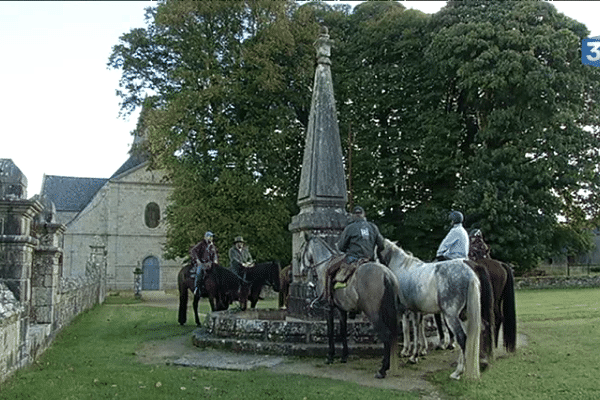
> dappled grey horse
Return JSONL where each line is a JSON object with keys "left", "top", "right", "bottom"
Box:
{"left": 298, "top": 233, "right": 400, "bottom": 379}
{"left": 379, "top": 239, "right": 482, "bottom": 380}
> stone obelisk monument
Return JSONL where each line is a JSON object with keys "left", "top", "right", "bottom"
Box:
{"left": 288, "top": 27, "right": 348, "bottom": 318}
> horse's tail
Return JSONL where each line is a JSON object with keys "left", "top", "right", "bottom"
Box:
{"left": 376, "top": 273, "right": 399, "bottom": 372}
{"left": 472, "top": 262, "right": 495, "bottom": 361}
{"left": 502, "top": 263, "right": 517, "bottom": 352}
{"left": 178, "top": 266, "right": 189, "bottom": 325}
{"left": 464, "top": 274, "right": 481, "bottom": 380}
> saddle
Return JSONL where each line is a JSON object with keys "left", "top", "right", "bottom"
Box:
{"left": 327, "top": 255, "right": 367, "bottom": 291}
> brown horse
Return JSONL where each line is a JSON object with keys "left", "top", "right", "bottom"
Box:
{"left": 279, "top": 265, "right": 292, "bottom": 308}
{"left": 300, "top": 234, "right": 400, "bottom": 379}
{"left": 469, "top": 259, "right": 517, "bottom": 352}
{"left": 178, "top": 262, "right": 250, "bottom": 326}
{"left": 435, "top": 258, "right": 516, "bottom": 359}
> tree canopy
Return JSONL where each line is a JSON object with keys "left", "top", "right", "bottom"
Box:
{"left": 109, "top": 0, "right": 600, "bottom": 272}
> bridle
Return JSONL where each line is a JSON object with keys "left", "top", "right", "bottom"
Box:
{"left": 299, "top": 236, "right": 334, "bottom": 273}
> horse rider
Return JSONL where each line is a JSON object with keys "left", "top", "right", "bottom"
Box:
{"left": 435, "top": 210, "right": 469, "bottom": 261}
{"left": 324, "top": 205, "right": 385, "bottom": 304}
{"left": 468, "top": 228, "right": 491, "bottom": 260}
{"left": 190, "top": 231, "right": 219, "bottom": 295}
{"left": 229, "top": 236, "right": 255, "bottom": 280}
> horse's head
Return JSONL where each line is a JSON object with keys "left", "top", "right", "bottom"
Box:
{"left": 298, "top": 234, "right": 336, "bottom": 297}
{"left": 378, "top": 238, "right": 396, "bottom": 266}
{"left": 380, "top": 239, "right": 421, "bottom": 270}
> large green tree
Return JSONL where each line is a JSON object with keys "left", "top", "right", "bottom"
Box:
{"left": 425, "top": 0, "right": 600, "bottom": 268}
{"left": 110, "top": 0, "right": 600, "bottom": 272}
{"left": 109, "top": 0, "right": 323, "bottom": 264}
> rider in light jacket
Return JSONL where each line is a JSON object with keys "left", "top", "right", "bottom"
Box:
{"left": 435, "top": 211, "right": 469, "bottom": 261}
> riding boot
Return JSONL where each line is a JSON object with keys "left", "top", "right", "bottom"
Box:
{"left": 325, "top": 260, "right": 343, "bottom": 305}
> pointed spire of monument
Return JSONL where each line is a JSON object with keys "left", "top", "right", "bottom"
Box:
{"left": 296, "top": 25, "right": 347, "bottom": 210}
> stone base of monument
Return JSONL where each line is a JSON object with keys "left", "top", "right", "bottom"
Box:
{"left": 192, "top": 309, "right": 439, "bottom": 358}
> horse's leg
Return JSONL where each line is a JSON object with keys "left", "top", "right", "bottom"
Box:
{"left": 408, "top": 311, "right": 419, "bottom": 364}
{"left": 502, "top": 264, "right": 517, "bottom": 353}
{"left": 208, "top": 293, "right": 217, "bottom": 312}
{"left": 401, "top": 311, "right": 411, "bottom": 357}
{"left": 340, "top": 309, "right": 348, "bottom": 363}
{"left": 435, "top": 313, "right": 455, "bottom": 350}
{"left": 445, "top": 314, "right": 467, "bottom": 380}
{"left": 250, "top": 285, "right": 260, "bottom": 309}
{"left": 192, "top": 292, "right": 201, "bottom": 326}
{"left": 178, "top": 284, "right": 188, "bottom": 326}
{"left": 434, "top": 313, "right": 445, "bottom": 349}
{"left": 326, "top": 306, "right": 335, "bottom": 364}
{"left": 417, "top": 312, "right": 428, "bottom": 356}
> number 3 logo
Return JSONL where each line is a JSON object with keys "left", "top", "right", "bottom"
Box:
{"left": 582, "top": 38, "right": 600, "bottom": 67}
{"left": 587, "top": 42, "right": 600, "bottom": 62}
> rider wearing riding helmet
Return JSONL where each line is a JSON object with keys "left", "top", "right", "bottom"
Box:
{"left": 435, "top": 211, "right": 469, "bottom": 261}
{"left": 190, "top": 231, "right": 219, "bottom": 295}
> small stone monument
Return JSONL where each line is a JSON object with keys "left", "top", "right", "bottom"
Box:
{"left": 288, "top": 27, "right": 349, "bottom": 318}
{"left": 133, "top": 264, "right": 143, "bottom": 299}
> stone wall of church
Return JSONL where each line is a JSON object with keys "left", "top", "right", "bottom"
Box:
{"left": 62, "top": 164, "right": 180, "bottom": 291}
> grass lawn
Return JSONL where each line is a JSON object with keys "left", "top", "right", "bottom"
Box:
{"left": 0, "top": 294, "right": 417, "bottom": 400}
{"left": 1, "top": 288, "right": 599, "bottom": 399}
{"left": 430, "top": 287, "right": 600, "bottom": 399}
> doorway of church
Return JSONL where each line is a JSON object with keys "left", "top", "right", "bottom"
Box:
{"left": 142, "top": 256, "right": 160, "bottom": 290}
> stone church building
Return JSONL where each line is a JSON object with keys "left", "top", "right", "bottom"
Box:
{"left": 39, "top": 140, "right": 180, "bottom": 291}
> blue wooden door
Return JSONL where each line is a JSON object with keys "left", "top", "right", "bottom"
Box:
{"left": 142, "top": 256, "right": 160, "bottom": 290}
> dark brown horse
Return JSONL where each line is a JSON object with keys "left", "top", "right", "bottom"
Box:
{"left": 237, "top": 261, "right": 281, "bottom": 309}
{"left": 178, "top": 262, "right": 250, "bottom": 326}
{"left": 435, "top": 258, "right": 517, "bottom": 359}
{"left": 178, "top": 263, "right": 202, "bottom": 326}
{"left": 279, "top": 265, "right": 292, "bottom": 308}
{"left": 470, "top": 259, "right": 517, "bottom": 352}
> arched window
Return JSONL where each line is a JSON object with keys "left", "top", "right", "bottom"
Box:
{"left": 144, "top": 202, "right": 160, "bottom": 228}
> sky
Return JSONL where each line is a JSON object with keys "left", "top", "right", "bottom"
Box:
{"left": 1, "top": 1, "right": 599, "bottom": 198}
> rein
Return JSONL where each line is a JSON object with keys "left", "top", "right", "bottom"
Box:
{"left": 301, "top": 236, "right": 337, "bottom": 271}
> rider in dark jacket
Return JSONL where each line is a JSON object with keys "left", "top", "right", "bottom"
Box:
{"left": 338, "top": 206, "right": 384, "bottom": 262}
{"left": 190, "top": 231, "right": 218, "bottom": 295}
{"left": 324, "top": 206, "right": 384, "bottom": 304}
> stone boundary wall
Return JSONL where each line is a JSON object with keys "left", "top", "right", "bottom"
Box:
{"left": 0, "top": 262, "right": 105, "bottom": 384}
{"left": 515, "top": 275, "right": 600, "bottom": 290}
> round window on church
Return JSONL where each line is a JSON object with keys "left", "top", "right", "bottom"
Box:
{"left": 145, "top": 202, "right": 160, "bottom": 228}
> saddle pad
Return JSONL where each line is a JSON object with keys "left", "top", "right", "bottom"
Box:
{"left": 334, "top": 264, "right": 357, "bottom": 284}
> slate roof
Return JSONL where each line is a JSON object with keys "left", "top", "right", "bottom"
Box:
{"left": 110, "top": 152, "right": 146, "bottom": 179}
{"left": 41, "top": 175, "right": 108, "bottom": 212}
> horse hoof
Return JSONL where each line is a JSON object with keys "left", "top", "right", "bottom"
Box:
{"left": 341, "top": 358, "right": 348, "bottom": 364}
{"left": 325, "top": 358, "right": 334, "bottom": 365}
{"left": 480, "top": 359, "right": 489, "bottom": 371}
{"left": 375, "top": 371, "right": 386, "bottom": 379}
{"left": 450, "top": 372, "right": 461, "bottom": 380}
